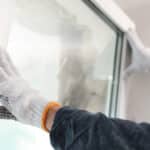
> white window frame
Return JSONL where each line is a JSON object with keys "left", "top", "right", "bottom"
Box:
{"left": 83, "top": 0, "right": 129, "bottom": 117}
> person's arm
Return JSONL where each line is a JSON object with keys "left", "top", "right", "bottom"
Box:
{"left": 49, "top": 107, "right": 150, "bottom": 150}
{"left": 0, "top": 47, "right": 62, "bottom": 131}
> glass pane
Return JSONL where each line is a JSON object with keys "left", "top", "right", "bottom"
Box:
{"left": 0, "top": 0, "right": 121, "bottom": 150}
{"left": 7, "top": 0, "right": 118, "bottom": 113}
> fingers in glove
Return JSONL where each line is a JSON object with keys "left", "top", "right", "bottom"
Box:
{"left": 126, "top": 29, "right": 145, "bottom": 51}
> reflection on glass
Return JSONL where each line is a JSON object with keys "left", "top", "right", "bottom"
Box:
{"left": 0, "top": 0, "right": 119, "bottom": 150}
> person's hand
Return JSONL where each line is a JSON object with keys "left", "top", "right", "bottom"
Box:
{"left": 126, "top": 28, "right": 145, "bottom": 50}
{"left": 0, "top": 47, "right": 60, "bottom": 130}
{"left": 124, "top": 29, "right": 150, "bottom": 79}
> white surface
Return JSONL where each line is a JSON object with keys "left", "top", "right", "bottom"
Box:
{"left": 116, "top": 0, "right": 150, "bottom": 46}
{"left": 0, "top": 120, "right": 53, "bottom": 150}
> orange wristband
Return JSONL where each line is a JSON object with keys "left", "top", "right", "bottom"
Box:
{"left": 41, "top": 101, "right": 61, "bottom": 132}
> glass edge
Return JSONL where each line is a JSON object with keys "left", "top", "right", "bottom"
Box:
{"left": 109, "top": 32, "right": 124, "bottom": 118}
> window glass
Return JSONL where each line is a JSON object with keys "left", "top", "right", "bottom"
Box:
{"left": 0, "top": 0, "right": 122, "bottom": 150}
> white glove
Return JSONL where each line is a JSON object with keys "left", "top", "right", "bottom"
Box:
{"left": 125, "top": 29, "right": 150, "bottom": 78}
{"left": 0, "top": 47, "right": 49, "bottom": 128}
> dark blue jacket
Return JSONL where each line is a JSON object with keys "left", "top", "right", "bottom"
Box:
{"left": 50, "top": 107, "right": 150, "bottom": 150}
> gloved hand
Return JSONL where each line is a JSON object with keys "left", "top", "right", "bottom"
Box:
{"left": 0, "top": 47, "right": 58, "bottom": 129}
{"left": 124, "top": 29, "right": 150, "bottom": 78}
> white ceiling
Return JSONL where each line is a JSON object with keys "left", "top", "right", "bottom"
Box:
{"left": 116, "top": 0, "right": 150, "bottom": 46}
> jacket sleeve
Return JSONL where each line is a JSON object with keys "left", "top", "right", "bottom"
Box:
{"left": 50, "top": 107, "right": 150, "bottom": 150}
